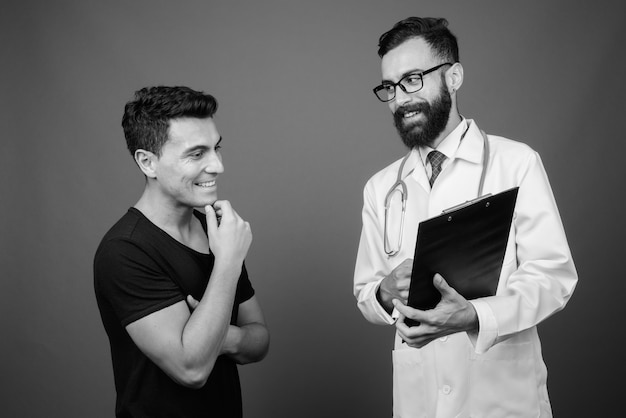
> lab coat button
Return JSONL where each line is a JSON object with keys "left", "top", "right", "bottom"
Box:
{"left": 439, "top": 336, "right": 448, "bottom": 342}
{"left": 442, "top": 385, "right": 451, "bottom": 395}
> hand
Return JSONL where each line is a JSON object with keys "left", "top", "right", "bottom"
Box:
{"left": 377, "top": 258, "right": 413, "bottom": 312}
{"left": 205, "top": 200, "right": 252, "bottom": 267}
{"left": 186, "top": 294, "right": 242, "bottom": 357}
{"left": 186, "top": 295, "right": 200, "bottom": 311}
{"left": 392, "top": 274, "right": 478, "bottom": 348}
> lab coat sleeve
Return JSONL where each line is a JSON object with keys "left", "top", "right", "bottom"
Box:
{"left": 469, "top": 150, "right": 578, "bottom": 353}
{"left": 354, "top": 181, "right": 396, "bottom": 325}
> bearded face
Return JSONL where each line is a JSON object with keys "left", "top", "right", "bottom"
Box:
{"left": 393, "top": 77, "right": 452, "bottom": 149}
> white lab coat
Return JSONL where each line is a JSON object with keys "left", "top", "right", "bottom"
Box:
{"left": 354, "top": 119, "right": 577, "bottom": 418}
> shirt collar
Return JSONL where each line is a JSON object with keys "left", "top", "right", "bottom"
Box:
{"left": 417, "top": 117, "right": 469, "bottom": 166}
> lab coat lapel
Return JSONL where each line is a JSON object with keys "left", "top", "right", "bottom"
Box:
{"left": 434, "top": 120, "right": 486, "bottom": 211}
{"left": 455, "top": 119, "right": 483, "bottom": 166}
{"left": 407, "top": 149, "right": 430, "bottom": 193}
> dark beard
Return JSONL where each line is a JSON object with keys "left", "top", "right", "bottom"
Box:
{"left": 393, "top": 83, "right": 452, "bottom": 148}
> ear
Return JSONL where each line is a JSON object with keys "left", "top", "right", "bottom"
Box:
{"left": 446, "top": 62, "right": 464, "bottom": 93}
{"left": 134, "top": 149, "right": 158, "bottom": 179}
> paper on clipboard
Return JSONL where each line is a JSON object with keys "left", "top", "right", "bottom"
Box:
{"left": 406, "top": 187, "right": 519, "bottom": 318}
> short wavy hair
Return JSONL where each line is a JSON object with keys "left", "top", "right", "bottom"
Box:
{"left": 122, "top": 86, "right": 218, "bottom": 157}
{"left": 377, "top": 17, "right": 459, "bottom": 63}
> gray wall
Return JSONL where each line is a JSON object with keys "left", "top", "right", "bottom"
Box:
{"left": 2, "top": 1, "right": 624, "bottom": 416}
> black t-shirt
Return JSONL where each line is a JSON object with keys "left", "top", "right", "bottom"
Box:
{"left": 94, "top": 208, "right": 254, "bottom": 418}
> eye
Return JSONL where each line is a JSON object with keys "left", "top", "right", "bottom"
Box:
{"left": 190, "top": 150, "right": 205, "bottom": 158}
{"left": 404, "top": 75, "right": 422, "bottom": 86}
{"left": 382, "top": 84, "right": 395, "bottom": 93}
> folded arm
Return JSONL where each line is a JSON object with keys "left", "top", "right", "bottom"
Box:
{"left": 125, "top": 201, "right": 252, "bottom": 388}
{"left": 220, "top": 295, "right": 270, "bottom": 364}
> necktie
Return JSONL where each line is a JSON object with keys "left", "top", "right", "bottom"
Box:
{"left": 427, "top": 150, "right": 446, "bottom": 186}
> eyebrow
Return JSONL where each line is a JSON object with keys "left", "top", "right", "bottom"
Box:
{"left": 382, "top": 68, "right": 424, "bottom": 84}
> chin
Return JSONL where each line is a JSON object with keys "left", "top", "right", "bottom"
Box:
{"left": 189, "top": 195, "right": 218, "bottom": 209}
{"left": 201, "top": 197, "right": 218, "bottom": 207}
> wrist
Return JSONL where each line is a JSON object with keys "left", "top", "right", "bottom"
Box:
{"left": 222, "top": 325, "right": 243, "bottom": 355}
{"left": 376, "top": 279, "right": 393, "bottom": 313}
{"left": 212, "top": 258, "right": 242, "bottom": 280}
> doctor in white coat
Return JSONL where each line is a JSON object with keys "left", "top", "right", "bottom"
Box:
{"left": 354, "top": 17, "right": 577, "bottom": 418}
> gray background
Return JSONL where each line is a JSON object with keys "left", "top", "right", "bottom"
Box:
{"left": 2, "top": 0, "right": 624, "bottom": 416}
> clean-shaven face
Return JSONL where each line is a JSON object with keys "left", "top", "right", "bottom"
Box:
{"left": 381, "top": 37, "right": 452, "bottom": 148}
{"left": 152, "top": 117, "right": 224, "bottom": 208}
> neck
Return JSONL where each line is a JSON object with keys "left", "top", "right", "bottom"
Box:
{"left": 134, "top": 186, "right": 195, "bottom": 233}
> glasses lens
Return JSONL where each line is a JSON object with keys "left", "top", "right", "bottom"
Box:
{"left": 401, "top": 74, "right": 423, "bottom": 94}
{"left": 375, "top": 84, "right": 395, "bottom": 102}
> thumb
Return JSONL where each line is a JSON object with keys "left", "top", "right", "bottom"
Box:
{"left": 433, "top": 273, "right": 456, "bottom": 298}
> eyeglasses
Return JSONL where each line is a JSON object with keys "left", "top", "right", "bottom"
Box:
{"left": 373, "top": 63, "right": 452, "bottom": 102}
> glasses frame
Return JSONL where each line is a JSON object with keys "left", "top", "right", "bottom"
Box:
{"left": 373, "top": 62, "right": 453, "bottom": 102}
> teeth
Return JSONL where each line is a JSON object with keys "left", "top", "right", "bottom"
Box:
{"left": 404, "top": 111, "right": 419, "bottom": 118}
{"left": 196, "top": 180, "right": 216, "bottom": 187}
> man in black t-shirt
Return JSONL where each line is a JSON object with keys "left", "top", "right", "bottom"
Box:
{"left": 94, "top": 86, "right": 269, "bottom": 417}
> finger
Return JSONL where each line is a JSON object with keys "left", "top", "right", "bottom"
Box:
{"left": 393, "top": 299, "right": 429, "bottom": 323}
{"left": 395, "top": 314, "right": 423, "bottom": 342}
{"left": 210, "top": 200, "right": 226, "bottom": 218}
{"left": 395, "top": 313, "right": 410, "bottom": 334}
{"left": 186, "top": 295, "right": 199, "bottom": 310}
{"left": 401, "top": 258, "right": 414, "bottom": 267}
{"left": 205, "top": 205, "right": 218, "bottom": 233}
{"left": 397, "top": 259, "right": 413, "bottom": 278}
{"left": 392, "top": 299, "right": 416, "bottom": 316}
{"left": 213, "top": 200, "right": 233, "bottom": 216}
{"left": 393, "top": 258, "right": 413, "bottom": 272}
{"left": 394, "top": 312, "right": 412, "bottom": 338}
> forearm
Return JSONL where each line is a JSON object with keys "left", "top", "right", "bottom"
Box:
{"left": 222, "top": 322, "right": 270, "bottom": 364}
{"left": 178, "top": 261, "right": 242, "bottom": 383}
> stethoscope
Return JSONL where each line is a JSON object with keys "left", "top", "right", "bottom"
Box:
{"left": 383, "top": 127, "right": 490, "bottom": 257}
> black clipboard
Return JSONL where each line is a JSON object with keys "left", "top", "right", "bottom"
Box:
{"left": 406, "top": 187, "right": 518, "bottom": 322}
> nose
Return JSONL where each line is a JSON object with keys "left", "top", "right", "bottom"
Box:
{"left": 205, "top": 152, "right": 224, "bottom": 174}
{"left": 394, "top": 84, "right": 412, "bottom": 106}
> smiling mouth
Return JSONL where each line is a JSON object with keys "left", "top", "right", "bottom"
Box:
{"left": 403, "top": 110, "right": 421, "bottom": 118}
{"left": 195, "top": 180, "right": 216, "bottom": 188}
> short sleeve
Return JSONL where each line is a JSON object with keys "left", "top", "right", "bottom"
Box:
{"left": 94, "top": 238, "right": 185, "bottom": 327}
{"left": 236, "top": 263, "right": 255, "bottom": 305}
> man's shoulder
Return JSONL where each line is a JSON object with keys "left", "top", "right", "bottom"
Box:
{"left": 95, "top": 208, "right": 156, "bottom": 262}
{"left": 486, "top": 133, "right": 539, "bottom": 166}
{"left": 487, "top": 133, "right": 534, "bottom": 151}
{"left": 98, "top": 208, "right": 143, "bottom": 245}
{"left": 467, "top": 119, "right": 537, "bottom": 159}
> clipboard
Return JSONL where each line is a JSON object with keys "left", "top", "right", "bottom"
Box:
{"left": 406, "top": 187, "right": 519, "bottom": 321}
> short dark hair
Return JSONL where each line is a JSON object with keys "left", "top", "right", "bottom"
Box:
{"left": 122, "top": 86, "right": 218, "bottom": 157}
{"left": 377, "top": 17, "right": 459, "bottom": 63}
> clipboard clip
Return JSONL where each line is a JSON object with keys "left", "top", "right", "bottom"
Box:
{"left": 442, "top": 194, "right": 492, "bottom": 214}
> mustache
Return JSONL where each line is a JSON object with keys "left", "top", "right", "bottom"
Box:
{"left": 394, "top": 102, "right": 430, "bottom": 118}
